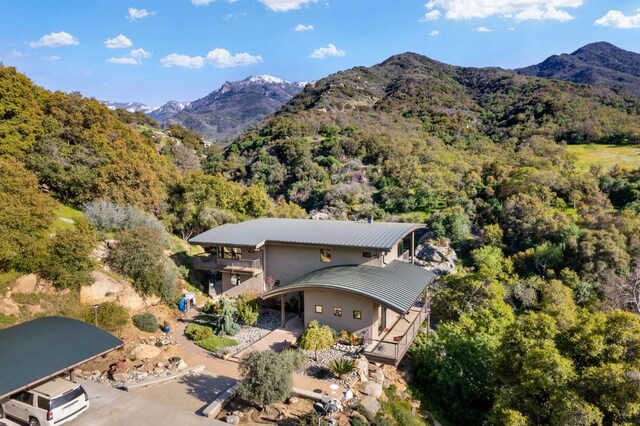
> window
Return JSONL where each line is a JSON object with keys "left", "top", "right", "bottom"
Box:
{"left": 320, "top": 248, "right": 331, "bottom": 263}
{"left": 37, "top": 396, "right": 50, "bottom": 410}
{"left": 362, "top": 251, "right": 372, "bottom": 258}
{"left": 353, "top": 310, "right": 362, "bottom": 319}
{"left": 231, "top": 274, "right": 240, "bottom": 286}
{"left": 315, "top": 305, "right": 323, "bottom": 313}
{"left": 334, "top": 308, "right": 342, "bottom": 316}
{"left": 17, "top": 392, "right": 33, "bottom": 405}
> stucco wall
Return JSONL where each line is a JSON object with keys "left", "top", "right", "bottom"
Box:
{"left": 265, "top": 244, "right": 388, "bottom": 286}
{"left": 303, "top": 289, "right": 378, "bottom": 339}
{"left": 221, "top": 273, "right": 263, "bottom": 298}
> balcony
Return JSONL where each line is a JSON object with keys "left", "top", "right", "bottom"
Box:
{"left": 363, "top": 302, "right": 429, "bottom": 365}
{"left": 193, "top": 255, "right": 262, "bottom": 276}
{"left": 400, "top": 250, "right": 410, "bottom": 262}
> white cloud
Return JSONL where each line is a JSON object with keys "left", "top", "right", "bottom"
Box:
{"left": 8, "top": 50, "right": 24, "bottom": 58}
{"left": 420, "top": 10, "right": 441, "bottom": 22}
{"left": 131, "top": 48, "right": 151, "bottom": 59}
{"left": 429, "top": 30, "right": 440, "bottom": 36}
{"left": 104, "top": 34, "right": 133, "bottom": 49}
{"left": 41, "top": 55, "right": 61, "bottom": 61}
{"left": 160, "top": 53, "right": 205, "bottom": 68}
{"left": 295, "top": 24, "right": 314, "bottom": 31}
{"left": 107, "top": 57, "right": 139, "bottom": 65}
{"left": 192, "top": 0, "right": 215, "bottom": 5}
{"left": 425, "top": 0, "right": 583, "bottom": 21}
{"left": 30, "top": 31, "right": 79, "bottom": 48}
{"left": 508, "top": 27, "right": 516, "bottom": 30}
{"left": 595, "top": 9, "right": 640, "bottom": 29}
{"left": 206, "top": 48, "right": 262, "bottom": 68}
{"left": 259, "top": 0, "right": 317, "bottom": 12}
{"left": 473, "top": 26, "right": 492, "bottom": 32}
{"left": 127, "top": 7, "right": 155, "bottom": 21}
{"left": 310, "top": 43, "right": 345, "bottom": 59}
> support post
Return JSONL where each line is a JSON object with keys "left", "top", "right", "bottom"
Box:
{"left": 280, "top": 294, "right": 286, "bottom": 327}
{"left": 411, "top": 232, "right": 415, "bottom": 264}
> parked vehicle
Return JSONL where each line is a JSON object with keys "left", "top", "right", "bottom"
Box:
{"left": 0, "top": 377, "right": 89, "bottom": 426}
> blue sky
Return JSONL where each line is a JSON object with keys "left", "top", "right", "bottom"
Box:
{"left": 1, "top": 0, "right": 639, "bottom": 105}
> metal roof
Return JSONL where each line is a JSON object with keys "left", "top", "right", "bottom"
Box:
{"left": 190, "top": 218, "right": 425, "bottom": 251}
{"left": 263, "top": 260, "right": 435, "bottom": 314}
{"left": 0, "top": 317, "right": 123, "bottom": 399}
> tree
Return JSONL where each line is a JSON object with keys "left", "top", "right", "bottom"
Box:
{"left": 0, "top": 160, "right": 55, "bottom": 272}
{"left": 212, "top": 296, "right": 240, "bottom": 336}
{"left": 41, "top": 219, "right": 97, "bottom": 290}
{"left": 298, "top": 320, "right": 334, "bottom": 361}
{"left": 237, "top": 350, "right": 304, "bottom": 408}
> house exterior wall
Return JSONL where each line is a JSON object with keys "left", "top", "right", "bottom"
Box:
{"left": 264, "top": 244, "right": 389, "bottom": 286}
{"left": 221, "top": 273, "right": 263, "bottom": 298}
{"left": 303, "top": 289, "right": 378, "bottom": 339}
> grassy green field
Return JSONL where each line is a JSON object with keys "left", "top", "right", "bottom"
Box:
{"left": 51, "top": 204, "right": 86, "bottom": 231}
{"left": 567, "top": 144, "right": 640, "bottom": 171}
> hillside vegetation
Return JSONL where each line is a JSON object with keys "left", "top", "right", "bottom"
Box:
{"left": 212, "top": 52, "right": 640, "bottom": 424}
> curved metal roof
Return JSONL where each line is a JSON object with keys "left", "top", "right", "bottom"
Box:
{"left": 190, "top": 218, "right": 425, "bottom": 251}
{"left": 0, "top": 317, "right": 123, "bottom": 399}
{"left": 263, "top": 260, "right": 435, "bottom": 314}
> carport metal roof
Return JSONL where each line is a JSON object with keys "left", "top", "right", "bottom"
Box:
{"left": 263, "top": 260, "right": 435, "bottom": 314}
{"left": 0, "top": 317, "right": 123, "bottom": 399}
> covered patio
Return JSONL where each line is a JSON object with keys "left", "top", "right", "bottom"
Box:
{"left": 262, "top": 261, "right": 435, "bottom": 365}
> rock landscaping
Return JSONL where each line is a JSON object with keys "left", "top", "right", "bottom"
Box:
{"left": 229, "top": 308, "right": 297, "bottom": 354}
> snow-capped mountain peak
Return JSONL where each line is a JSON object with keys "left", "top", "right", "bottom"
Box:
{"left": 246, "top": 75, "right": 289, "bottom": 84}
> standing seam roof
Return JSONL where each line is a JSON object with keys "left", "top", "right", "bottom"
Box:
{"left": 0, "top": 317, "right": 124, "bottom": 399}
{"left": 189, "top": 218, "right": 425, "bottom": 250}
{"left": 263, "top": 260, "right": 435, "bottom": 314}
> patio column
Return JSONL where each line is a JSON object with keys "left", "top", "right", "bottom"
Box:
{"left": 280, "top": 294, "right": 286, "bottom": 327}
{"left": 411, "top": 232, "right": 415, "bottom": 264}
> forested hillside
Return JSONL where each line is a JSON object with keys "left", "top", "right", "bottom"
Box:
{"left": 212, "top": 52, "right": 640, "bottom": 424}
{"left": 0, "top": 65, "right": 304, "bottom": 314}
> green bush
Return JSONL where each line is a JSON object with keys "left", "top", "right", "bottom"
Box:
{"left": 185, "top": 323, "right": 214, "bottom": 341}
{"left": 212, "top": 296, "right": 240, "bottom": 336}
{"left": 298, "top": 320, "right": 335, "bottom": 360}
{"left": 329, "top": 358, "right": 356, "bottom": 376}
{"left": 237, "top": 349, "right": 304, "bottom": 408}
{"left": 132, "top": 312, "right": 158, "bottom": 332}
{"left": 0, "top": 313, "right": 16, "bottom": 329}
{"left": 90, "top": 302, "right": 129, "bottom": 332}
{"left": 203, "top": 299, "right": 221, "bottom": 315}
{"left": 236, "top": 291, "right": 261, "bottom": 326}
{"left": 194, "top": 336, "right": 238, "bottom": 352}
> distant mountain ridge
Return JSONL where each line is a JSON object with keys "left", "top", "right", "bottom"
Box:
{"left": 516, "top": 41, "right": 640, "bottom": 98}
{"left": 102, "top": 74, "right": 307, "bottom": 144}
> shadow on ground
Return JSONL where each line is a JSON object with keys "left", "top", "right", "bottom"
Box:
{"left": 179, "top": 374, "right": 237, "bottom": 415}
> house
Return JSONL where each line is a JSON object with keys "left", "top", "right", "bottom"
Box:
{"left": 190, "top": 218, "right": 435, "bottom": 365}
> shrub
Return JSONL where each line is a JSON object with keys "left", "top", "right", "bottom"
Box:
{"left": 202, "top": 300, "right": 220, "bottom": 315}
{"left": 212, "top": 296, "right": 241, "bottom": 336}
{"left": 194, "top": 336, "right": 238, "bottom": 353}
{"left": 185, "top": 323, "right": 214, "bottom": 341}
{"left": 132, "top": 312, "right": 158, "bottom": 332}
{"left": 90, "top": 302, "right": 129, "bottom": 332}
{"left": 83, "top": 199, "right": 167, "bottom": 239}
{"left": 236, "top": 290, "right": 262, "bottom": 326}
{"left": 106, "top": 227, "right": 178, "bottom": 302}
{"left": 298, "top": 320, "right": 335, "bottom": 360}
{"left": 237, "top": 350, "right": 303, "bottom": 408}
{"left": 329, "top": 358, "right": 356, "bottom": 376}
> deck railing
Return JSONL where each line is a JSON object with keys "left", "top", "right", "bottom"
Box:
{"left": 363, "top": 302, "right": 429, "bottom": 365}
{"left": 193, "top": 255, "right": 262, "bottom": 273}
{"left": 401, "top": 250, "right": 410, "bottom": 262}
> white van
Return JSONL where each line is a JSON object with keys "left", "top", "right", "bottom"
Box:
{"left": 0, "top": 378, "right": 89, "bottom": 426}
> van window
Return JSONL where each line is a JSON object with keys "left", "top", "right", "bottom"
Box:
{"left": 37, "top": 396, "right": 50, "bottom": 410}
{"left": 50, "top": 387, "right": 85, "bottom": 409}
{"left": 17, "top": 392, "right": 33, "bottom": 405}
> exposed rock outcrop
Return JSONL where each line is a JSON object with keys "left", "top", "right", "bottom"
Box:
{"left": 414, "top": 233, "right": 457, "bottom": 275}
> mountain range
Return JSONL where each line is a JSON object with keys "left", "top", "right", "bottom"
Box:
{"left": 516, "top": 41, "right": 640, "bottom": 98}
{"left": 103, "top": 75, "right": 306, "bottom": 144}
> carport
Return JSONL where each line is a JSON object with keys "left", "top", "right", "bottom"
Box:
{"left": 0, "top": 317, "right": 123, "bottom": 399}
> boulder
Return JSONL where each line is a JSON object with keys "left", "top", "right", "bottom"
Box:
{"left": 12, "top": 274, "right": 38, "bottom": 294}
{"left": 363, "top": 382, "right": 383, "bottom": 399}
{"left": 414, "top": 234, "right": 458, "bottom": 276}
{"left": 112, "top": 372, "right": 128, "bottom": 382}
{"left": 130, "top": 344, "right": 162, "bottom": 360}
{"left": 176, "top": 360, "right": 188, "bottom": 371}
{"left": 360, "top": 396, "right": 381, "bottom": 415}
{"left": 370, "top": 370, "right": 385, "bottom": 384}
{"left": 287, "top": 396, "right": 299, "bottom": 405}
{"left": 225, "top": 414, "right": 240, "bottom": 425}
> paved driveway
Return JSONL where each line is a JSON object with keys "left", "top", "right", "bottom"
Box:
{"left": 68, "top": 378, "right": 226, "bottom": 426}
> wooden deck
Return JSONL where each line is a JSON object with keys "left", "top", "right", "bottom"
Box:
{"left": 363, "top": 303, "right": 428, "bottom": 365}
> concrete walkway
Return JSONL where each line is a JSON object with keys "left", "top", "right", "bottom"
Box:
{"left": 172, "top": 311, "right": 344, "bottom": 399}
